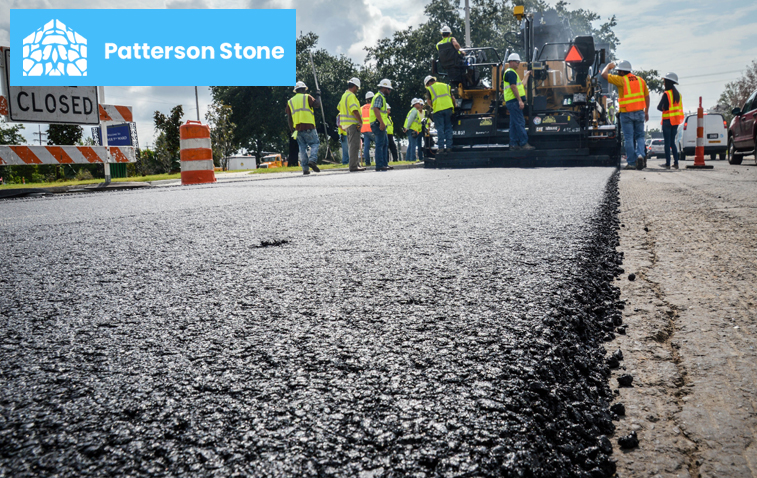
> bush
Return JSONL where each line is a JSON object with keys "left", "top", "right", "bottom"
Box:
{"left": 75, "top": 169, "right": 94, "bottom": 181}
{"left": 31, "top": 173, "right": 45, "bottom": 183}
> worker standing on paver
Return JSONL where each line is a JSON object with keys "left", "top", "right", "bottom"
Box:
{"left": 370, "top": 79, "right": 393, "bottom": 172}
{"left": 404, "top": 98, "right": 424, "bottom": 162}
{"left": 338, "top": 77, "right": 366, "bottom": 172}
{"left": 361, "top": 92, "right": 375, "bottom": 166}
{"left": 425, "top": 76, "right": 455, "bottom": 152}
{"left": 658, "top": 72, "right": 683, "bottom": 170}
{"left": 386, "top": 104, "right": 399, "bottom": 162}
{"left": 503, "top": 53, "right": 534, "bottom": 151}
{"left": 602, "top": 60, "right": 650, "bottom": 170}
{"left": 286, "top": 81, "right": 321, "bottom": 175}
{"left": 437, "top": 25, "right": 467, "bottom": 86}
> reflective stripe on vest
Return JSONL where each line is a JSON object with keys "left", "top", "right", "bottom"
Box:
{"left": 404, "top": 109, "right": 422, "bottom": 133}
{"left": 288, "top": 93, "right": 315, "bottom": 127}
{"left": 662, "top": 90, "right": 684, "bottom": 126}
{"left": 618, "top": 74, "right": 646, "bottom": 112}
{"left": 426, "top": 82, "right": 454, "bottom": 113}
{"left": 369, "top": 91, "right": 388, "bottom": 124}
{"left": 338, "top": 90, "right": 361, "bottom": 127}
{"left": 503, "top": 68, "right": 526, "bottom": 102}
{"left": 361, "top": 104, "right": 372, "bottom": 132}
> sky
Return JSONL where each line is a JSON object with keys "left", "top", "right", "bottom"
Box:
{"left": 1, "top": 0, "right": 756, "bottom": 146}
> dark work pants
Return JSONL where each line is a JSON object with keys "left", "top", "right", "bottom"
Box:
{"left": 388, "top": 134, "right": 398, "bottom": 162}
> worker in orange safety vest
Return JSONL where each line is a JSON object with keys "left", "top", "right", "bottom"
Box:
{"left": 602, "top": 60, "right": 650, "bottom": 170}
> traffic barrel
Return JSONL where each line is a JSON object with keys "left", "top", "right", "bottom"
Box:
{"left": 180, "top": 120, "right": 217, "bottom": 185}
{"left": 687, "top": 97, "right": 713, "bottom": 169}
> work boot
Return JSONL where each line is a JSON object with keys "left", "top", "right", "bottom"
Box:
{"left": 303, "top": 170, "right": 311, "bottom": 175}
{"left": 309, "top": 162, "right": 321, "bottom": 173}
{"left": 663, "top": 164, "right": 670, "bottom": 169}
{"left": 350, "top": 167, "right": 366, "bottom": 172}
{"left": 623, "top": 164, "right": 636, "bottom": 170}
{"left": 673, "top": 163, "right": 679, "bottom": 169}
{"left": 510, "top": 144, "right": 522, "bottom": 151}
{"left": 522, "top": 143, "right": 535, "bottom": 150}
{"left": 636, "top": 155, "right": 644, "bottom": 170}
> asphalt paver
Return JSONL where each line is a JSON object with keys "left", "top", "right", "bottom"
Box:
{"left": 0, "top": 167, "right": 623, "bottom": 477}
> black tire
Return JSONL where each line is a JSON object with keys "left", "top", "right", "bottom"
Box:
{"left": 728, "top": 137, "right": 743, "bottom": 165}
{"left": 710, "top": 153, "right": 717, "bottom": 161}
{"left": 719, "top": 153, "right": 726, "bottom": 161}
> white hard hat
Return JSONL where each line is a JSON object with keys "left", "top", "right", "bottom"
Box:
{"left": 348, "top": 77, "right": 361, "bottom": 89}
{"left": 377, "top": 78, "right": 393, "bottom": 89}
{"left": 424, "top": 75, "right": 436, "bottom": 85}
{"left": 441, "top": 25, "right": 451, "bottom": 34}
{"left": 663, "top": 72, "right": 679, "bottom": 84}
{"left": 365, "top": 91, "right": 374, "bottom": 100}
{"left": 387, "top": 104, "right": 391, "bottom": 110}
{"left": 412, "top": 98, "right": 424, "bottom": 106}
{"left": 507, "top": 53, "right": 521, "bottom": 62}
{"left": 615, "top": 60, "right": 632, "bottom": 72}
{"left": 293, "top": 81, "right": 308, "bottom": 92}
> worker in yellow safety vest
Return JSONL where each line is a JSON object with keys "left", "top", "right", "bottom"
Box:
{"left": 286, "top": 80, "right": 321, "bottom": 175}
{"left": 338, "top": 77, "right": 365, "bottom": 172}
{"left": 503, "top": 53, "right": 534, "bottom": 151}
{"left": 361, "top": 91, "right": 375, "bottom": 166}
{"left": 369, "top": 79, "right": 393, "bottom": 171}
{"left": 403, "top": 98, "right": 424, "bottom": 162}
{"left": 602, "top": 60, "right": 650, "bottom": 170}
{"left": 657, "top": 72, "right": 683, "bottom": 169}
{"left": 424, "top": 75, "right": 455, "bottom": 151}
{"left": 386, "top": 104, "right": 398, "bottom": 162}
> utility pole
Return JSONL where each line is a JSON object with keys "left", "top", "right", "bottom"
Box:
{"left": 33, "top": 125, "right": 47, "bottom": 145}
{"left": 464, "top": 0, "right": 471, "bottom": 48}
{"left": 195, "top": 86, "right": 200, "bottom": 121}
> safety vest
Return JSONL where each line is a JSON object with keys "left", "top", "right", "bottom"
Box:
{"left": 503, "top": 68, "right": 526, "bottom": 102}
{"left": 369, "top": 91, "right": 388, "bottom": 124}
{"left": 361, "top": 104, "right": 372, "bottom": 133}
{"left": 662, "top": 90, "right": 684, "bottom": 126}
{"left": 338, "top": 90, "right": 361, "bottom": 129}
{"left": 426, "top": 82, "right": 454, "bottom": 113}
{"left": 618, "top": 74, "right": 647, "bottom": 113}
{"left": 386, "top": 115, "right": 394, "bottom": 135}
{"left": 404, "top": 108, "right": 422, "bottom": 133}
{"left": 288, "top": 93, "right": 315, "bottom": 128}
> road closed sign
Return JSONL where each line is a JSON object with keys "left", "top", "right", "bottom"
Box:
{"left": 2, "top": 48, "right": 99, "bottom": 124}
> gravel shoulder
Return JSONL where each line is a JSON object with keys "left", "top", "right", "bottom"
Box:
{"left": 612, "top": 160, "right": 757, "bottom": 477}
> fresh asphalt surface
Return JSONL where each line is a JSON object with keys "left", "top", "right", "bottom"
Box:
{"left": 0, "top": 168, "right": 624, "bottom": 477}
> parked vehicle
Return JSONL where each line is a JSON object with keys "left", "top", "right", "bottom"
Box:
{"left": 676, "top": 113, "right": 728, "bottom": 161}
{"left": 259, "top": 154, "right": 287, "bottom": 169}
{"left": 647, "top": 139, "right": 665, "bottom": 159}
{"left": 728, "top": 90, "right": 757, "bottom": 165}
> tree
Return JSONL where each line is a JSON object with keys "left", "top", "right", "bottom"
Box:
{"left": 0, "top": 118, "right": 25, "bottom": 145}
{"left": 153, "top": 105, "right": 184, "bottom": 171}
{"left": 47, "top": 124, "right": 83, "bottom": 145}
{"left": 153, "top": 133, "right": 174, "bottom": 174}
{"left": 205, "top": 101, "right": 237, "bottom": 170}
{"left": 635, "top": 69, "right": 664, "bottom": 94}
{"left": 718, "top": 60, "right": 757, "bottom": 124}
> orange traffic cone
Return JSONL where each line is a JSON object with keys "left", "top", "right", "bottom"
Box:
{"left": 687, "top": 97, "right": 713, "bottom": 170}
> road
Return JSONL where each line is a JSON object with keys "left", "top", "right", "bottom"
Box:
{"left": 0, "top": 167, "right": 622, "bottom": 477}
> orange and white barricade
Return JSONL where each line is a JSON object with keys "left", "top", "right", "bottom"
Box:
{"left": 0, "top": 145, "right": 135, "bottom": 165}
{"left": 180, "top": 120, "right": 216, "bottom": 185}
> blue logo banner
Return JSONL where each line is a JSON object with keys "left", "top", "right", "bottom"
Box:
{"left": 10, "top": 9, "right": 295, "bottom": 86}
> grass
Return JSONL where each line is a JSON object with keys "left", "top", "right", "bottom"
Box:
{"left": 0, "top": 161, "right": 422, "bottom": 189}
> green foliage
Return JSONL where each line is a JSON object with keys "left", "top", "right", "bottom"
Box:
{"left": 153, "top": 105, "right": 184, "bottom": 167}
{"left": 0, "top": 118, "right": 25, "bottom": 145}
{"left": 205, "top": 101, "right": 237, "bottom": 169}
{"left": 635, "top": 69, "right": 664, "bottom": 94}
{"left": 47, "top": 124, "right": 83, "bottom": 145}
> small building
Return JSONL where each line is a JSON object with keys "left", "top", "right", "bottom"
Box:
{"left": 227, "top": 155, "right": 256, "bottom": 171}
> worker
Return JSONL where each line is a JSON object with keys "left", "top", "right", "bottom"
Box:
{"left": 336, "top": 113, "right": 348, "bottom": 165}
{"left": 370, "top": 79, "right": 393, "bottom": 171}
{"left": 658, "top": 72, "right": 683, "bottom": 170}
{"left": 403, "top": 98, "right": 424, "bottom": 162}
{"left": 437, "top": 25, "right": 467, "bottom": 86}
{"left": 424, "top": 75, "right": 455, "bottom": 152}
{"left": 338, "top": 77, "right": 366, "bottom": 172}
{"left": 503, "top": 53, "right": 534, "bottom": 151}
{"left": 286, "top": 80, "right": 321, "bottom": 175}
{"left": 386, "top": 104, "right": 399, "bottom": 162}
{"left": 361, "top": 91, "right": 375, "bottom": 166}
{"left": 601, "top": 60, "right": 650, "bottom": 170}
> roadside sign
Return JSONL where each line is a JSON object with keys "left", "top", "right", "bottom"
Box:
{"left": 92, "top": 123, "right": 134, "bottom": 146}
{"left": 2, "top": 48, "right": 99, "bottom": 125}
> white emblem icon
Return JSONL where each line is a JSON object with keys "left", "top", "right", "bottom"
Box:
{"left": 22, "top": 19, "right": 87, "bottom": 77}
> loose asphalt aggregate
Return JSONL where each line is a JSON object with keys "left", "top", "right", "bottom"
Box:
{"left": 0, "top": 167, "right": 625, "bottom": 477}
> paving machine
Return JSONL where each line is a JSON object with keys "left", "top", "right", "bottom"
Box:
{"left": 424, "top": 6, "right": 621, "bottom": 168}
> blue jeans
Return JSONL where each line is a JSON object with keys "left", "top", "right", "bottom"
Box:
{"left": 620, "top": 110, "right": 646, "bottom": 166}
{"left": 371, "top": 123, "right": 389, "bottom": 169}
{"left": 506, "top": 99, "right": 528, "bottom": 147}
{"left": 406, "top": 130, "right": 420, "bottom": 161}
{"left": 662, "top": 120, "right": 679, "bottom": 166}
{"left": 296, "top": 128, "right": 319, "bottom": 172}
{"left": 362, "top": 132, "right": 375, "bottom": 165}
{"left": 433, "top": 108, "right": 453, "bottom": 149}
{"left": 340, "top": 134, "right": 349, "bottom": 164}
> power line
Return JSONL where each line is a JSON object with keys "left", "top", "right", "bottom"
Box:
{"left": 679, "top": 69, "right": 744, "bottom": 80}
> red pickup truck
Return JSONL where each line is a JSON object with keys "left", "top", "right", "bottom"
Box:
{"left": 729, "top": 90, "right": 757, "bottom": 164}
